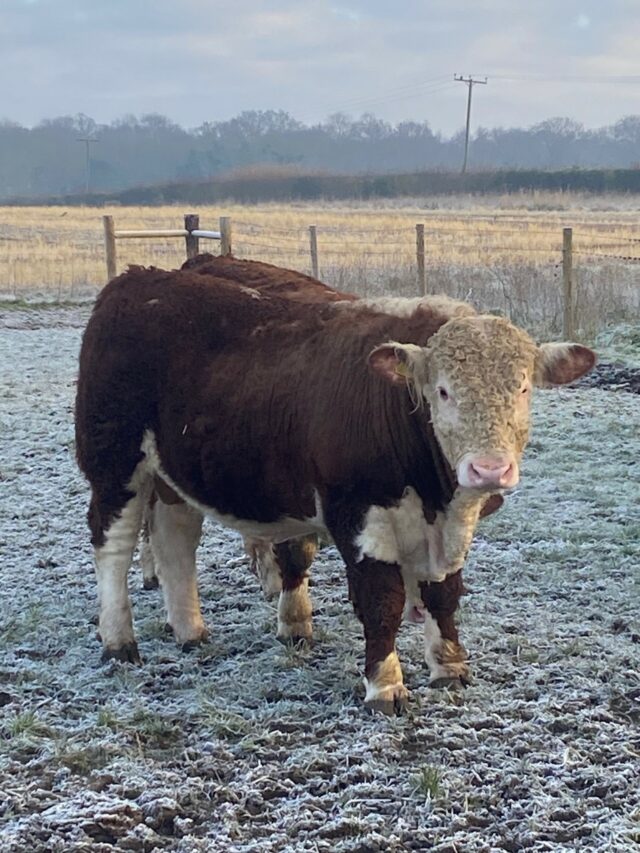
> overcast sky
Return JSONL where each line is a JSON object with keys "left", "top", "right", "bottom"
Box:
{"left": 2, "top": 0, "right": 639, "bottom": 134}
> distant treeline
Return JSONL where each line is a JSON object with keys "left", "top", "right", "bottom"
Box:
{"left": 1, "top": 110, "right": 640, "bottom": 201}
{"left": 16, "top": 166, "right": 640, "bottom": 207}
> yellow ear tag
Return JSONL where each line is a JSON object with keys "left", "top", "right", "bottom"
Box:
{"left": 394, "top": 361, "right": 411, "bottom": 379}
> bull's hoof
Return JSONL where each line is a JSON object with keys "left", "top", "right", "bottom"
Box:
{"left": 428, "top": 675, "right": 467, "bottom": 690}
{"left": 364, "top": 679, "right": 409, "bottom": 716}
{"left": 165, "top": 622, "right": 209, "bottom": 650}
{"left": 142, "top": 576, "right": 160, "bottom": 590}
{"left": 276, "top": 633, "right": 313, "bottom": 648}
{"left": 180, "top": 634, "right": 208, "bottom": 652}
{"left": 101, "top": 642, "right": 141, "bottom": 665}
{"left": 276, "top": 616, "right": 313, "bottom": 647}
{"left": 365, "top": 694, "right": 408, "bottom": 716}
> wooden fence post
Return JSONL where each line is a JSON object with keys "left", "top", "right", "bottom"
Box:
{"left": 309, "top": 225, "right": 319, "bottom": 278}
{"left": 184, "top": 213, "right": 200, "bottom": 260}
{"left": 103, "top": 215, "right": 117, "bottom": 281}
{"left": 562, "top": 227, "right": 574, "bottom": 338}
{"left": 220, "top": 217, "right": 232, "bottom": 256}
{"left": 416, "top": 223, "right": 426, "bottom": 295}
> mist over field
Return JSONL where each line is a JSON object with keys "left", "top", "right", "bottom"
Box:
{"left": 2, "top": 111, "right": 640, "bottom": 200}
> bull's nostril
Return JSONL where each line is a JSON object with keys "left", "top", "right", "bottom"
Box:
{"left": 498, "top": 464, "right": 513, "bottom": 484}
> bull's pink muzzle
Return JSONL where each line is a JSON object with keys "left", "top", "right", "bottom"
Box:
{"left": 457, "top": 454, "right": 519, "bottom": 489}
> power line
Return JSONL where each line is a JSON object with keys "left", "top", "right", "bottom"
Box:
{"left": 295, "top": 76, "right": 455, "bottom": 126}
{"left": 454, "top": 75, "right": 487, "bottom": 174}
{"left": 325, "top": 74, "right": 451, "bottom": 113}
{"left": 320, "top": 82, "right": 457, "bottom": 119}
{"left": 490, "top": 73, "right": 640, "bottom": 84}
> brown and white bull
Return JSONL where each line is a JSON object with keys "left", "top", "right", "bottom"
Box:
{"left": 75, "top": 259, "right": 595, "bottom": 713}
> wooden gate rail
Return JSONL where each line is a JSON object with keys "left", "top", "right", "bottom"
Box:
{"left": 103, "top": 213, "right": 232, "bottom": 281}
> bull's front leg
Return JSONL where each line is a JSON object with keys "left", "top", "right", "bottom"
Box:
{"left": 420, "top": 570, "right": 470, "bottom": 688}
{"left": 346, "top": 559, "right": 407, "bottom": 715}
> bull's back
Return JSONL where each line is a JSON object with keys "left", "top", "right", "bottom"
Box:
{"left": 181, "top": 254, "right": 356, "bottom": 303}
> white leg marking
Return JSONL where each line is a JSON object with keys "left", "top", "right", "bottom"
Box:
{"left": 363, "top": 651, "right": 408, "bottom": 704}
{"left": 277, "top": 577, "right": 313, "bottom": 641}
{"left": 150, "top": 500, "right": 207, "bottom": 646}
{"left": 423, "top": 612, "right": 469, "bottom": 684}
{"left": 95, "top": 495, "right": 144, "bottom": 652}
{"left": 244, "top": 537, "right": 283, "bottom": 600}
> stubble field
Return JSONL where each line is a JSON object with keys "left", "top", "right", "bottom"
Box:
{"left": 1, "top": 196, "right": 639, "bottom": 337}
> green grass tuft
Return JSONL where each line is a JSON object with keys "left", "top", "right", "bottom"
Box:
{"left": 412, "top": 765, "right": 442, "bottom": 800}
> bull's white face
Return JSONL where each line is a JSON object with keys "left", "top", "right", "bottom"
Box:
{"left": 370, "top": 315, "right": 596, "bottom": 491}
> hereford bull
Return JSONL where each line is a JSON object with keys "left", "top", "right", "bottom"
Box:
{"left": 75, "top": 260, "right": 595, "bottom": 713}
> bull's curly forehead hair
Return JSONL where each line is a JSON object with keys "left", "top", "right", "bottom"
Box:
{"left": 426, "top": 315, "right": 538, "bottom": 381}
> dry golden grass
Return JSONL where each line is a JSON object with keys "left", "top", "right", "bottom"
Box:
{"left": 0, "top": 201, "right": 638, "bottom": 336}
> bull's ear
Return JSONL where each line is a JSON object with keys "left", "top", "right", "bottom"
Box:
{"left": 535, "top": 342, "right": 596, "bottom": 387}
{"left": 368, "top": 342, "right": 425, "bottom": 386}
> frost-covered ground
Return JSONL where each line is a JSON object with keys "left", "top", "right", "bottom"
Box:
{"left": 0, "top": 305, "right": 638, "bottom": 853}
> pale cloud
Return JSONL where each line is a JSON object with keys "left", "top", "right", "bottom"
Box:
{"left": 0, "top": 0, "right": 637, "bottom": 133}
{"left": 330, "top": 6, "right": 363, "bottom": 22}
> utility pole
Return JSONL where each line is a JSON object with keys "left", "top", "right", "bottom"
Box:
{"left": 77, "top": 136, "right": 98, "bottom": 194}
{"left": 454, "top": 75, "right": 487, "bottom": 173}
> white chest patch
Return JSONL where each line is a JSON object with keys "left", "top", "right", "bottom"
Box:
{"left": 139, "top": 430, "right": 326, "bottom": 542}
{"left": 355, "top": 486, "right": 487, "bottom": 615}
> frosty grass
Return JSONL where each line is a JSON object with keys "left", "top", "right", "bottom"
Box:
{"left": 0, "top": 305, "right": 638, "bottom": 852}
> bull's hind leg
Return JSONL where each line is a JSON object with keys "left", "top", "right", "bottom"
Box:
{"left": 275, "top": 536, "right": 317, "bottom": 644}
{"left": 148, "top": 498, "right": 207, "bottom": 649}
{"left": 92, "top": 488, "right": 147, "bottom": 664}
{"left": 421, "top": 570, "right": 470, "bottom": 688}
{"left": 139, "top": 498, "right": 159, "bottom": 590}
{"left": 247, "top": 534, "right": 318, "bottom": 604}
{"left": 244, "top": 538, "right": 283, "bottom": 600}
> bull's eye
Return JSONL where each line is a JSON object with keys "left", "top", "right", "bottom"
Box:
{"left": 438, "top": 386, "right": 449, "bottom": 401}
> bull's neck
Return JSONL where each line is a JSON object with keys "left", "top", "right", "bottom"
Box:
{"left": 375, "top": 383, "right": 457, "bottom": 511}
{"left": 422, "top": 416, "right": 457, "bottom": 507}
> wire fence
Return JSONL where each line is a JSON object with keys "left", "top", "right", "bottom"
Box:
{"left": 0, "top": 210, "right": 638, "bottom": 338}
{"left": 228, "top": 217, "right": 639, "bottom": 338}
{"left": 230, "top": 219, "right": 640, "bottom": 288}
